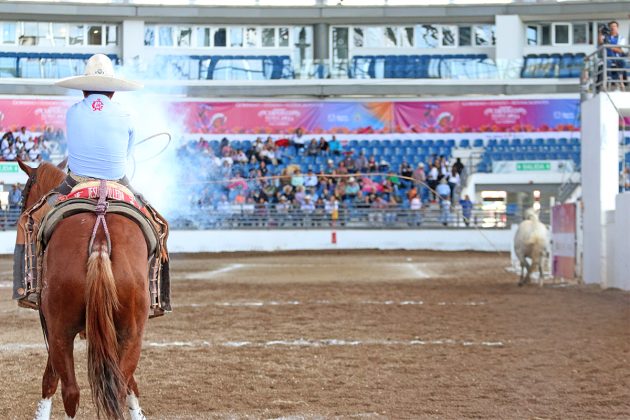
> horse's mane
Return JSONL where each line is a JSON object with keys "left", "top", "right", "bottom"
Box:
{"left": 21, "top": 162, "right": 66, "bottom": 212}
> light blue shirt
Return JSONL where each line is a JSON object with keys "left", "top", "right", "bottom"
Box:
{"left": 66, "top": 94, "right": 135, "bottom": 180}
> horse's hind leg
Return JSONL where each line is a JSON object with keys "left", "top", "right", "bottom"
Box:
{"left": 119, "top": 332, "right": 146, "bottom": 419}
{"left": 126, "top": 376, "right": 146, "bottom": 420}
{"left": 48, "top": 334, "right": 80, "bottom": 418}
{"left": 34, "top": 356, "right": 59, "bottom": 420}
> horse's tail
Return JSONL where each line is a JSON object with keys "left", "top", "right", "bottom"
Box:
{"left": 86, "top": 243, "right": 125, "bottom": 420}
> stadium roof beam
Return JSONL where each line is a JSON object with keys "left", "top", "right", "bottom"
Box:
{"left": 1, "top": 1, "right": 628, "bottom": 24}
{"left": 0, "top": 78, "right": 579, "bottom": 98}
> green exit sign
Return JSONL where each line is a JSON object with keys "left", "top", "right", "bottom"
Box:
{"left": 516, "top": 162, "right": 551, "bottom": 171}
{"left": 0, "top": 163, "right": 18, "bottom": 173}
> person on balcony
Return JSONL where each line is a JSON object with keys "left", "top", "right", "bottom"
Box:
{"left": 598, "top": 21, "right": 627, "bottom": 90}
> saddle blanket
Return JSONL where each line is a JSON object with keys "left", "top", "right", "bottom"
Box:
{"left": 57, "top": 181, "right": 142, "bottom": 210}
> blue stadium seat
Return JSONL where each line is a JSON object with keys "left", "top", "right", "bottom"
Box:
{"left": 473, "top": 139, "right": 484, "bottom": 148}
{"left": 459, "top": 139, "right": 470, "bottom": 148}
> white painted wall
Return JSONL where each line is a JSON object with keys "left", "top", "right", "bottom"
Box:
{"left": 0, "top": 228, "right": 513, "bottom": 255}
{"left": 121, "top": 20, "right": 145, "bottom": 66}
{"left": 613, "top": 194, "right": 630, "bottom": 291}
{"left": 495, "top": 16, "right": 525, "bottom": 61}
{"left": 580, "top": 94, "right": 619, "bottom": 285}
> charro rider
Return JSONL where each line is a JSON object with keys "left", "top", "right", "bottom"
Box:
{"left": 12, "top": 53, "right": 171, "bottom": 317}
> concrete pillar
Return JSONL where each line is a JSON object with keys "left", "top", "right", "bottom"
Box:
{"left": 121, "top": 20, "right": 145, "bottom": 66}
{"left": 495, "top": 15, "right": 524, "bottom": 61}
{"left": 313, "top": 23, "right": 329, "bottom": 61}
{"left": 581, "top": 94, "right": 620, "bottom": 285}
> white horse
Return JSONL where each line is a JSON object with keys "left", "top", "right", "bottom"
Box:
{"left": 514, "top": 209, "right": 550, "bottom": 286}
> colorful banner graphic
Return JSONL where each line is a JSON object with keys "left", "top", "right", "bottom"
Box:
{"left": 0, "top": 97, "right": 580, "bottom": 135}
{"left": 173, "top": 101, "right": 393, "bottom": 135}
{"left": 394, "top": 99, "right": 579, "bottom": 133}
{"left": 551, "top": 203, "right": 577, "bottom": 279}
{"left": 0, "top": 98, "right": 73, "bottom": 132}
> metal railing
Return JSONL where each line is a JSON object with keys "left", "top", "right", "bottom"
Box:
{"left": 168, "top": 206, "right": 514, "bottom": 230}
{"left": 582, "top": 44, "right": 629, "bottom": 97}
{"left": 1, "top": 204, "right": 514, "bottom": 230}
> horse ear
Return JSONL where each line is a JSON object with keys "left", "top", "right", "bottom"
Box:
{"left": 16, "top": 158, "right": 32, "bottom": 176}
{"left": 57, "top": 157, "right": 68, "bottom": 170}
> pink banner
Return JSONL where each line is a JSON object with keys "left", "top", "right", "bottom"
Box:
{"left": 0, "top": 99, "right": 73, "bottom": 132}
{"left": 394, "top": 99, "right": 579, "bottom": 133}
{"left": 551, "top": 203, "right": 577, "bottom": 279}
{"left": 0, "top": 97, "right": 580, "bottom": 135}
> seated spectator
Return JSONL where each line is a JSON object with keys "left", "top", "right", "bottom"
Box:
{"left": 355, "top": 150, "right": 368, "bottom": 173}
{"left": 233, "top": 148, "right": 248, "bottom": 164}
{"left": 329, "top": 135, "right": 342, "bottom": 156}
{"left": 361, "top": 176, "right": 383, "bottom": 195}
{"left": 344, "top": 177, "right": 360, "bottom": 201}
{"left": 3, "top": 145, "right": 17, "bottom": 161}
{"left": 291, "top": 127, "right": 307, "bottom": 153}
{"left": 259, "top": 160, "right": 269, "bottom": 176}
{"left": 216, "top": 195, "right": 232, "bottom": 214}
{"left": 367, "top": 155, "right": 378, "bottom": 173}
{"left": 294, "top": 185, "right": 306, "bottom": 204}
{"left": 291, "top": 169, "right": 305, "bottom": 188}
{"left": 378, "top": 159, "right": 390, "bottom": 172}
{"left": 301, "top": 195, "right": 315, "bottom": 213}
{"left": 304, "top": 168, "right": 318, "bottom": 188}
{"left": 400, "top": 161, "right": 413, "bottom": 188}
{"left": 318, "top": 137, "right": 329, "bottom": 155}
{"left": 324, "top": 159, "right": 336, "bottom": 174}
{"left": 306, "top": 138, "right": 320, "bottom": 156}
{"left": 342, "top": 153, "right": 356, "bottom": 173}
{"left": 337, "top": 161, "right": 349, "bottom": 176}
{"left": 1, "top": 131, "right": 13, "bottom": 154}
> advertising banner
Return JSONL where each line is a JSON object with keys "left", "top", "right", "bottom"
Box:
{"left": 0, "top": 98, "right": 73, "bottom": 132}
{"left": 394, "top": 99, "right": 579, "bottom": 133}
{"left": 0, "top": 97, "right": 579, "bottom": 135}
{"left": 174, "top": 101, "right": 393, "bottom": 135}
{"left": 551, "top": 203, "right": 577, "bottom": 279}
{"left": 492, "top": 160, "right": 575, "bottom": 174}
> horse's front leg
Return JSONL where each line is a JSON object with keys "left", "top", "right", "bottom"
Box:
{"left": 34, "top": 356, "right": 59, "bottom": 420}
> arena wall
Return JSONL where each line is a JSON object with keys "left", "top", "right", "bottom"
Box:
{"left": 0, "top": 229, "right": 513, "bottom": 255}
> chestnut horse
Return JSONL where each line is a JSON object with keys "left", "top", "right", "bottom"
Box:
{"left": 18, "top": 160, "right": 149, "bottom": 420}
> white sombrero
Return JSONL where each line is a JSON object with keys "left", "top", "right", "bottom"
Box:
{"left": 54, "top": 54, "right": 142, "bottom": 92}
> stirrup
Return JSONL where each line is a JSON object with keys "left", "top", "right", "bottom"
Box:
{"left": 17, "top": 293, "right": 39, "bottom": 310}
{"left": 149, "top": 306, "right": 165, "bottom": 319}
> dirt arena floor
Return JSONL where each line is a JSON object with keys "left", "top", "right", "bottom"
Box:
{"left": 0, "top": 250, "right": 629, "bottom": 419}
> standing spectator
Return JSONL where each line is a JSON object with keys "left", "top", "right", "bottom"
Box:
{"left": 325, "top": 195, "right": 339, "bottom": 225}
{"left": 448, "top": 166, "right": 460, "bottom": 204}
{"left": 329, "top": 135, "right": 342, "bottom": 156}
{"left": 460, "top": 194, "right": 474, "bottom": 227}
{"left": 427, "top": 163, "right": 439, "bottom": 202}
{"left": 413, "top": 163, "right": 428, "bottom": 203}
{"left": 453, "top": 157, "right": 465, "bottom": 175}
{"left": 8, "top": 184, "right": 22, "bottom": 210}
{"left": 436, "top": 178, "right": 451, "bottom": 226}
{"left": 318, "top": 137, "right": 329, "bottom": 155}
{"left": 598, "top": 21, "right": 626, "bottom": 90}
{"left": 291, "top": 127, "right": 307, "bottom": 153}
{"left": 409, "top": 190, "right": 422, "bottom": 226}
